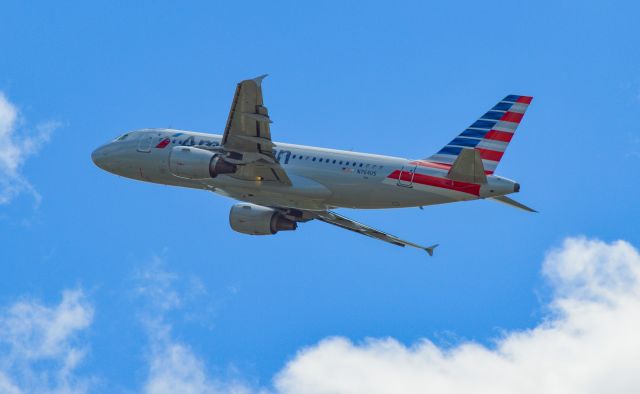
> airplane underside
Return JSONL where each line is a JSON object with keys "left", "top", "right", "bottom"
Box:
{"left": 210, "top": 181, "right": 468, "bottom": 211}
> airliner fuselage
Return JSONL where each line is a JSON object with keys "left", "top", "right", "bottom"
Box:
{"left": 91, "top": 76, "right": 533, "bottom": 254}
{"left": 92, "top": 129, "right": 518, "bottom": 211}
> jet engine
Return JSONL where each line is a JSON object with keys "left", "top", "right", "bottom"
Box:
{"left": 229, "top": 203, "right": 297, "bottom": 235}
{"left": 169, "top": 146, "right": 237, "bottom": 179}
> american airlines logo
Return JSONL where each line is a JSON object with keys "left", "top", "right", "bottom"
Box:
{"left": 155, "top": 138, "right": 170, "bottom": 148}
{"left": 154, "top": 135, "right": 221, "bottom": 150}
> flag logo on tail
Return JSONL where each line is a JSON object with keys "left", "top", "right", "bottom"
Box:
{"left": 426, "top": 95, "right": 533, "bottom": 174}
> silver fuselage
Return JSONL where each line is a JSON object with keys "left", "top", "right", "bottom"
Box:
{"left": 92, "top": 128, "right": 518, "bottom": 211}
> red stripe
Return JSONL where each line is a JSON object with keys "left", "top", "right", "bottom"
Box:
{"left": 477, "top": 148, "right": 503, "bottom": 162}
{"left": 410, "top": 160, "right": 493, "bottom": 175}
{"left": 484, "top": 130, "right": 513, "bottom": 142}
{"left": 516, "top": 96, "right": 533, "bottom": 104}
{"left": 387, "top": 170, "right": 480, "bottom": 196}
{"left": 155, "top": 138, "right": 170, "bottom": 148}
{"left": 409, "top": 160, "right": 451, "bottom": 171}
{"left": 500, "top": 111, "right": 523, "bottom": 123}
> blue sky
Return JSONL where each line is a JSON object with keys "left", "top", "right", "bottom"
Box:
{"left": 1, "top": 1, "right": 640, "bottom": 392}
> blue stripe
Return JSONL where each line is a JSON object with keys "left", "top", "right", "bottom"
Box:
{"left": 480, "top": 111, "right": 504, "bottom": 120}
{"left": 460, "top": 129, "right": 488, "bottom": 138}
{"left": 503, "top": 95, "right": 520, "bottom": 102}
{"left": 470, "top": 120, "right": 497, "bottom": 129}
{"left": 438, "top": 146, "right": 463, "bottom": 156}
{"left": 492, "top": 102, "right": 512, "bottom": 111}
{"left": 449, "top": 137, "right": 481, "bottom": 147}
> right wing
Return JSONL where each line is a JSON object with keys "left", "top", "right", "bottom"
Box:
{"left": 309, "top": 210, "right": 438, "bottom": 255}
{"left": 220, "top": 75, "right": 292, "bottom": 185}
{"left": 222, "top": 74, "right": 273, "bottom": 154}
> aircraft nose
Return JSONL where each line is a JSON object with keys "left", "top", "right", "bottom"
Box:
{"left": 91, "top": 145, "right": 109, "bottom": 170}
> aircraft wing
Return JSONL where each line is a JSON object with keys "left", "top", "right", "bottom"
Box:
{"left": 221, "top": 75, "right": 291, "bottom": 185}
{"left": 310, "top": 210, "right": 438, "bottom": 255}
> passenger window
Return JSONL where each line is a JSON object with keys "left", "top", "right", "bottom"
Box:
{"left": 332, "top": 159, "right": 336, "bottom": 164}
{"left": 345, "top": 162, "right": 349, "bottom": 165}
{"left": 312, "top": 157, "right": 316, "bottom": 161}
{"left": 359, "top": 163, "right": 363, "bottom": 167}
{"left": 292, "top": 155, "right": 297, "bottom": 159}
{"left": 353, "top": 162, "right": 356, "bottom": 166}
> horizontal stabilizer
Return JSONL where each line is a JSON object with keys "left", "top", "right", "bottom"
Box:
{"left": 447, "top": 148, "right": 487, "bottom": 184}
{"left": 490, "top": 195, "right": 537, "bottom": 213}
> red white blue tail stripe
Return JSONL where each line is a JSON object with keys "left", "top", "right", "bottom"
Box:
{"left": 426, "top": 95, "right": 533, "bottom": 174}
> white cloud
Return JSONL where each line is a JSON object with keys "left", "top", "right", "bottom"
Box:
{"left": 143, "top": 325, "right": 252, "bottom": 394}
{"left": 136, "top": 257, "right": 253, "bottom": 394}
{"left": 272, "top": 238, "right": 640, "bottom": 394}
{"left": 0, "top": 289, "right": 95, "bottom": 394}
{"left": 134, "top": 255, "right": 184, "bottom": 313}
{"left": 0, "top": 92, "right": 59, "bottom": 205}
{"left": 3, "top": 238, "right": 638, "bottom": 394}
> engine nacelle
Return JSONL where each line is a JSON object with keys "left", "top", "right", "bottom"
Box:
{"left": 169, "top": 146, "right": 237, "bottom": 179}
{"left": 229, "top": 203, "right": 297, "bottom": 235}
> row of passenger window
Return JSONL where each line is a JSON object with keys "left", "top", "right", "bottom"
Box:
{"left": 290, "top": 154, "right": 383, "bottom": 169}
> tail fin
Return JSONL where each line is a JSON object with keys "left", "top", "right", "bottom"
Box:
{"left": 426, "top": 95, "right": 533, "bottom": 174}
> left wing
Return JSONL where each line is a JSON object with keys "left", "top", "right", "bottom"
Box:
{"left": 221, "top": 75, "right": 291, "bottom": 185}
{"left": 309, "top": 210, "right": 438, "bottom": 255}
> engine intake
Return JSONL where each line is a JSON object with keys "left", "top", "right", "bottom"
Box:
{"left": 229, "top": 203, "right": 297, "bottom": 235}
{"left": 169, "top": 146, "right": 237, "bottom": 179}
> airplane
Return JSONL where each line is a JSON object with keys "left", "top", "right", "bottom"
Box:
{"left": 91, "top": 75, "right": 535, "bottom": 255}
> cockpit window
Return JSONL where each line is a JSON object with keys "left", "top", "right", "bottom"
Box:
{"left": 115, "top": 133, "right": 129, "bottom": 141}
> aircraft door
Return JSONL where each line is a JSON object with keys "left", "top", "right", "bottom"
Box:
{"left": 137, "top": 135, "right": 153, "bottom": 153}
{"left": 397, "top": 165, "right": 417, "bottom": 187}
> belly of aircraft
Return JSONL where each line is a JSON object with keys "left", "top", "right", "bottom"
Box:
{"left": 135, "top": 150, "right": 472, "bottom": 210}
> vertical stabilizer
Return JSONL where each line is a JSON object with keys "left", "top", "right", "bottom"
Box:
{"left": 427, "top": 95, "right": 533, "bottom": 174}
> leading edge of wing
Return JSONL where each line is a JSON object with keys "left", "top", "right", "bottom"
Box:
{"left": 312, "top": 210, "right": 438, "bottom": 256}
